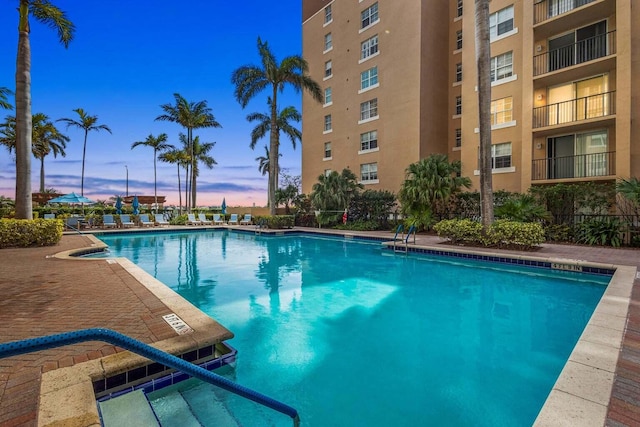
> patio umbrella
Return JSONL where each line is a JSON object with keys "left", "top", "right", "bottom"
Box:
{"left": 221, "top": 198, "right": 227, "bottom": 215}
{"left": 132, "top": 195, "right": 140, "bottom": 215}
{"left": 115, "top": 196, "right": 122, "bottom": 214}
{"left": 47, "top": 192, "right": 96, "bottom": 204}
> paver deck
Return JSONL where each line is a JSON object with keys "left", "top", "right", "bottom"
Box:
{"left": 0, "top": 227, "right": 638, "bottom": 426}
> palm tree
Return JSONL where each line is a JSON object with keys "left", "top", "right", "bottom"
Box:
{"left": 13, "top": 1, "right": 74, "bottom": 219}
{"left": 232, "top": 37, "right": 323, "bottom": 214}
{"left": 190, "top": 136, "right": 217, "bottom": 207}
{"left": 0, "top": 88, "right": 13, "bottom": 110}
{"left": 475, "top": 0, "right": 494, "bottom": 227}
{"left": 156, "top": 93, "right": 222, "bottom": 211}
{"left": 131, "top": 133, "right": 172, "bottom": 210}
{"left": 255, "top": 146, "right": 281, "bottom": 207}
{"left": 311, "top": 168, "right": 362, "bottom": 213}
{"left": 0, "top": 115, "right": 16, "bottom": 154}
{"left": 57, "top": 108, "right": 111, "bottom": 197}
{"left": 32, "top": 113, "right": 68, "bottom": 192}
{"left": 159, "top": 148, "right": 189, "bottom": 214}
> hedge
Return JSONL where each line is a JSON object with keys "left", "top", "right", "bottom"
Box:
{"left": 254, "top": 215, "right": 295, "bottom": 229}
{"left": 0, "top": 219, "right": 64, "bottom": 248}
{"left": 434, "top": 218, "right": 545, "bottom": 250}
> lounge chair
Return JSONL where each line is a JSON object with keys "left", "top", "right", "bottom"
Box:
{"left": 139, "top": 214, "right": 154, "bottom": 227}
{"left": 213, "top": 214, "right": 225, "bottom": 225}
{"left": 198, "top": 213, "right": 212, "bottom": 225}
{"left": 228, "top": 213, "right": 239, "bottom": 225}
{"left": 43, "top": 213, "right": 55, "bottom": 219}
{"left": 120, "top": 214, "right": 135, "bottom": 228}
{"left": 240, "top": 214, "right": 252, "bottom": 225}
{"left": 154, "top": 214, "right": 169, "bottom": 226}
{"left": 186, "top": 213, "right": 202, "bottom": 226}
{"left": 103, "top": 214, "right": 117, "bottom": 229}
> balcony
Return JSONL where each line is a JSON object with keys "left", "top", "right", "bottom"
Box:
{"left": 533, "top": 91, "right": 615, "bottom": 129}
{"left": 533, "top": 30, "right": 616, "bottom": 77}
{"left": 534, "top": 0, "right": 597, "bottom": 25}
{"left": 531, "top": 151, "right": 615, "bottom": 181}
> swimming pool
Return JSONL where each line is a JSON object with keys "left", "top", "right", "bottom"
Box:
{"left": 96, "top": 230, "right": 609, "bottom": 426}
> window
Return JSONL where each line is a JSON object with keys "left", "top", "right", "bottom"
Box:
{"left": 455, "top": 63, "right": 462, "bottom": 82}
{"left": 360, "top": 163, "right": 378, "bottom": 182}
{"left": 490, "top": 5, "right": 514, "bottom": 40}
{"left": 324, "top": 5, "right": 332, "bottom": 24}
{"left": 548, "top": 21, "right": 607, "bottom": 72}
{"left": 324, "top": 33, "right": 332, "bottom": 51}
{"left": 361, "top": 35, "right": 379, "bottom": 60}
{"left": 324, "top": 114, "right": 332, "bottom": 132}
{"left": 455, "top": 96, "right": 462, "bottom": 115}
{"left": 360, "top": 67, "right": 378, "bottom": 90}
{"left": 360, "top": 130, "right": 378, "bottom": 151}
{"left": 457, "top": 0, "right": 463, "bottom": 17}
{"left": 456, "top": 30, "right": 463, "bottom": 50}
{"left": 360, "top": 98, "right": 378, "bottom": 121}
{"left": 491, "top": 96, "right": 513, "bottom": 125}
{"left": 361, "top": 3, "right": 379, "bottom": 29}
{"left": 491, "top": 143, "right": 512, "bottom": 169}
{"left": 490, "top": 51, "right": 513, "bottom": 82}
{"left": 455, "top": 128, "right": 462, "bottom": 147}
{"left": 324, "top": 142, "right": 332, "bottom": 158}
{"left": 324, "top": 60, "right": 332, "bottom": 78}
{"left": 324, "top": 87, "right": 332, "bottom": 105}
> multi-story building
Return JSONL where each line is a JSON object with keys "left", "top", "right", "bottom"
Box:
{"left": 301, "top": 0, "right": 638, "bottom": 198}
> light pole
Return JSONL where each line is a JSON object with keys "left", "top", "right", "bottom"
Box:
{"left": 125, "top": 165, "right": 129, "bottom": 197}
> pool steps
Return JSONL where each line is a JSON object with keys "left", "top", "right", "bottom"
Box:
{"left": 98, "top": 390, "right": 159, "bottom": 427}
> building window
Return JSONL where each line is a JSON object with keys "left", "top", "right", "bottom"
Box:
{"left": 457, "top": 0, "right": 463, "bottom": 17}
{"left": 455, "top": 96, "right": 462, "bottom": 115}
{"left": 324, "top": 87, "right": 332, "bottom": 105}
{"left": 360, "top": 130, "right": 378, "bottom": 151}
{"left": 361, "top": 35, "right": 379, "bottom": 60}
{"left": 455, "top": 128, "right": 462, "bottom": 147}
{"left": 360, "top": 67, "right": 378, "bottom": 90}
{"left": 456, "top": 30, "right": 463, "bottom": 50}
{"left": 361, "top": 3, "right": 379, "bottom": 29}
{"left": 360, "top": 98, "right": 378, "bottom": 121}
{"left": 491, "top": 96, "right": 513, "bottom": 125}
{"left": 324, "top": 60, "right": 332, "bottom": 78}
{"left": 490, "top": 5, "right": 514, "bottom": 40}
{"left": 324, "top": 114, "right": 332, "bottom": 132}
{"left": 324, "top": 33, "right": 332, "bottom": 51}
{"left": 324, "top": 142, "right": 332, "bottom": 158}
{"left": 455, "top": 63, "right": 462, "bottom": 82}
{"left": 492, "top": 142, "right": 512, "bottom": 169}
{"left": 361, "top": 162, "right": 378, "bottom": 182}
{"left": 324, "top": 5, "right": 332, "bottom": 24}
{"left": 490, "top": 51, "right": 513, "bottom": 82}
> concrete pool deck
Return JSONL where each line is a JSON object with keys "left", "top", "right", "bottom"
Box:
{"left": 0, "top": 226, "right": 638, "bottom": 426}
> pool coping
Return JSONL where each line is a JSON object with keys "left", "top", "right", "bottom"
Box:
{"left": 43, "top": 229, "right": 636, "bottom": 426}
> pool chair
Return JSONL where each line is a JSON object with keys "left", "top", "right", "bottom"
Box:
{"left": 186, "top": 213, "right": 202, "bottom": 225}
{"left": 213, "top": 214, "right": 225, "bottom": 225}
{"left": 240, "top": 214, "right": 252, "bottom": 225}
{"left": 228, "top": 213, "right": 239, "bottom": 225}
{"left": 43, "top": 213, "right": 56, "bottom": 219}
{"left": 154, "top": 214, "right": 170, "bottom": 226}
{"left": 119, "top": 214, "right": 135, "bottom": 228}
{"left": 198, "top": 213, "right": 213, "bottom": 225}
{"left": 138, "top": 214, "right": 154, "bottom": 227}
{"left": 102, "top": 214, "right": 117, "bottom": 229}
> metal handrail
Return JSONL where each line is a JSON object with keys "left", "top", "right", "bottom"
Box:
{"left": 532, "top": 90, "right": 615, "bottom": 128}
{"left": 534, "top": 0, "right": 597, "bottom": 24}
{"left": 0, "top": 328, "right": 300, "bottom": 426}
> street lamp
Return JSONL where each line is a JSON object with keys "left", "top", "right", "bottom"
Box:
{"left": 125, "top": 165, "right": 129, "bottom": 197}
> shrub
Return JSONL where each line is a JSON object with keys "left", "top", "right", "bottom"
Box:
{"left": 254, "top": 215, "right": 295, "bottom": 229}
{"left": 0, "top": 219, "right": 63, "bottom": 248}
{"left": 434, "top": 219, "right": 545, "bottom": 249}
{"left": 544, "top": 224, "right": 574, "bottom": 242}
{"left": 575, "top": 218, "right": 623, "bottom": 247}
{"left": 295, "top": 213, "right": 317, "bottom": 228}
{"left": 433, "top": 219, "right": 483, "bottom": 245}
{"left": 171, "top": 214, "right": 188, "bottom": 225}
{"left": 334, "top": 220, "right": 379, "bottom": 231}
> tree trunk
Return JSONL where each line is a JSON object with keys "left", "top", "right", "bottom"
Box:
{"left": 14, "top": 2, "right": 33, "bottom": 219}
{"left": 177, "top": 164, "right": 182, "bottom": 215}
{"left": 153, "top": 150, "right": 157, "bottom": 212}
{"left": 39, "top": 156, "right": 45, "bottom": 193}
{"left": 269, "top": 86, "right": 278, "bottom": 215}
{"left": 81, "top": 131, "right": 88, "bottom": 196}
{"left": 475, "top": 0, "right": 494, "bottom": 227}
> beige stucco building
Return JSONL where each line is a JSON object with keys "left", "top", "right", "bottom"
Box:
{"left": 301, "top": 0, "right": 638, "bottom": 197}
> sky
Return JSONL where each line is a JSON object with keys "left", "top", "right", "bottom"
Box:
{"left": 0, "top": 1, "right": 305, "bottom": 207}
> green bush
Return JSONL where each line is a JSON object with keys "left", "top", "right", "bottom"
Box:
{"left": 433, "top": 219, "right": 483, "bottom": 245}
{"left": 254, "top": 215, "right": 295, "bottom": 229}
{"left": 544, "top": 224, "right": 574, "bottom": 242}
{"left": 0, "top": 219, "right": 63, "bottom": 248}
{"left": 434, "top": 219, "right": 545, "bottom": 249}
{"left": 334, "top": 220, "right": 379, "bottom": 231}
{"left": 171, "top": 214, "right": 188, "bottom": 225}
{"left": 576, "top": 218, "right": 623, "bottom": 247}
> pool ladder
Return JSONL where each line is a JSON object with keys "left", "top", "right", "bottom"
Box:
{"left": 393, "top": 224, "right": 416, "bottom": 253}
{"left": 255, "top": 218, "right": 267, "bottom": 235}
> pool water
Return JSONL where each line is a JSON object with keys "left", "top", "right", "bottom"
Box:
{"left": 97, "top": 230, "right": 609, "bottom": 426}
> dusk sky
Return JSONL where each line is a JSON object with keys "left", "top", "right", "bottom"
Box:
{"left": 0, "top": 1, "right": 306, "bottom": 207}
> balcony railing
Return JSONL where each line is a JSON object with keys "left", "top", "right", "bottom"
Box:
{"left": 533, "top": 91, "right": 615, "bottom": 128}
{"left": 534, "top": 0, "right": 597, "bottom": 24}
{"left": 531, "top": 151, "right": 615, "bottom": 180}
{"left": 534, "top": 31, "right": 616, "bottom": 76}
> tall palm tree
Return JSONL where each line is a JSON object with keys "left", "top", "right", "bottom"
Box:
{"left": 255, "top": 146, "right": 281, "bottom": 207}
{"left": 156, "top": 93, "right": 222, "bottom": 211}
{"left": 159, "top": 147, "right": 189, "bottom": 215}
{"left": 190, "top": 136, "right": 217, "bottom": 207}
{"left": 475, "top": 0, "right": 494, "bottom": 226}
{"left": 13, "top": 1, "right": 74, "bottom": 219}
{"left": 32, "top": 113, "right": 68, "bottom": 193}
{"left": 131, "top": 133, "right": 172, "bottom": 210}
{"left": 57, "top": 108, "right": 111, "bottom": 196}
{"left": 232, "top": 37, "right": 323, "bottom": 214}
{"left": 0, "top": 88, "right": 13, "bottom": 110}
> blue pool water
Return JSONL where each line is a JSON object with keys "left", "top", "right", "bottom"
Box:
{"left": 97, "top": 230, "right": 609, "bottom": 426}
